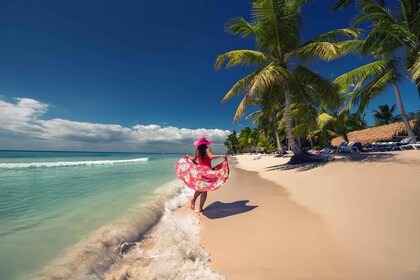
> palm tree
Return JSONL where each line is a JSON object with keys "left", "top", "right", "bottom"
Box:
{"left": 224, "top": 130, "right": 239, "bottom": 154}
{"left": 372, "top": 104, "right": 397, "bottom": 125}
{"left": 334, "top": 0, "right": 418, "bottom": 143}
{"left": 318, "top": 110, "right": 367, "bottom": 143}
{"left": 238, "top": 127, "right": 253, "bottom": 152}
{"left": 245, "top": 88, "right": 286, "bottom": 154}
{"left": 332, "top": 0, "right": 420, "bottom": 97}
{"left": 216, "top": 0, "right": 356, "bottom": 159}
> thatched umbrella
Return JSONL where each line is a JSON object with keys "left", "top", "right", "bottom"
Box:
{"left": 331, "top": 120, "right": 418, "bottom": 146}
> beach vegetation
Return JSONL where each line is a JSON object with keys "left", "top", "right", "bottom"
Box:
{"left": 216, "top": 0, "right": 358, "bottom": 162}
{"left": 224, "top": 130, "right": 240, "bottom": 155}
{"left": 332, "top": 0, "right": 419, "bottom": 143}
{"left": 221, "top": 0, "right": 419, "bottom": 157}
{"left": 372, "top": 104, "right": 399, "bottom": 125}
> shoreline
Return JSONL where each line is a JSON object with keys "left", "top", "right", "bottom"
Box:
{"left": 198, "top": 151, "right": 420, "bottom": 279}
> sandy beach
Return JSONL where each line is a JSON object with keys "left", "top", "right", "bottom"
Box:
{"left": 199, "top": 151, "right": 420, "bottom": 279}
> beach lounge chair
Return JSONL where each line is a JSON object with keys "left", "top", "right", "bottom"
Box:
{"left": 338, "top": 142, "right": 362, "bottom": 153}
{"left": 400, "top": 143, "right": 420, "bottom": 150}
{"left": 337, "top": 142, "right": 348, "bottom": 153}
{"left": 371, "top": 137, "right": 414, "bottom": 151}
{"left": 400, "top": 138, "right": 420, "bottom": 150}
{"left": 351, "top": 142, "right": 363, "bottom": 152}
{"left": 252, "top": 153, "right": 262, "bottom": 160}
{"left": 320, "top": 147, "right": 335, "bottom": 154}
{"left": 283, "top": 150, "right": 294, "bottom": 157}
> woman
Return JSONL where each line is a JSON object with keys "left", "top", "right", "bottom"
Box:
{"left": 186, "top": 136, "right": 226, "bottom": 212}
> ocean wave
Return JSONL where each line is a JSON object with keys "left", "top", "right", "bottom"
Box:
{"left": 34, "top": 180, "right": 223, "bottom": 280}
{"left": 0, "top": 157, "right": 149, "bottom": 169}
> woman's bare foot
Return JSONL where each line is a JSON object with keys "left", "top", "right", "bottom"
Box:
{"left": 190, "top": 199, "right": 195, "bottom": 210}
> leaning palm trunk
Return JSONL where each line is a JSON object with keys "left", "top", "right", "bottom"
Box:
{"left": 308, "top": 127, "right": 314, "bottom": 148}
{"left": 272, "top": 115, "right": 284, "bottom": 154}
{"left": 392, "top": 83, "right": 417, "bottom": 143}
{"left": 323, "top": 126, "right": 329, "bottom": 147}
{"left": 284, "top": 81, "right": 303, "bottom": 156}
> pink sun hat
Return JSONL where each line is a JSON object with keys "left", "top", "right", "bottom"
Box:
{"left": 194, "top": 136, "right": 212, "bottom": 147}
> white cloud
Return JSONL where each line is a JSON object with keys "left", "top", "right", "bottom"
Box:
{"left": 0, "top": 97, "right": 230, "bottom": 152}
{"left": 0, "top": 98, "right": 48, "bottom": 132}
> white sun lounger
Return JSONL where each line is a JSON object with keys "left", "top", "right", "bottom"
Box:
{"left": 252, "top": 153, "right": 262, "bottom": 160}
{"left": 400, "top": 142, "right": 420, "bottom": 150}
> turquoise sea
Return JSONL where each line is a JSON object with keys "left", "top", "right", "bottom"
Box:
{"left": 0, "top": 151, "right": 222, "bottom": 280}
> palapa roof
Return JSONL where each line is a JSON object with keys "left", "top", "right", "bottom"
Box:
{"left": 331, "top": 120, "right": 418, "bottom": 146}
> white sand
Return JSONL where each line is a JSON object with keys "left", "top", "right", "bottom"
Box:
{"left": 198, "top": 151, "right": 420, "bottom": 279}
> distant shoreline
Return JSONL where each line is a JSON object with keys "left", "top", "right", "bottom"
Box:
{"left": 0, "top": 149, "right": 185, "bottom": 154}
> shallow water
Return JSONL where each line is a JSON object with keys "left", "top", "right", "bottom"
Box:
{"left": 0, "top": 151, "right": 191, "bottom": 279}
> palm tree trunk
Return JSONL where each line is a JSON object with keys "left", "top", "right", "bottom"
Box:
{"left": 323, "top": 126, "right": 329, "bottom": 147}
{"left": 342, "top": 132, "right": 349, "bottom": 143}
{"left": 284, "top": 81, "right": 303, "bottom": 155}
{"left": 392, "top": 83, "right": 417, "bottom": 143}
{"left": 297, "top": 136, "right": 302, "bottom": 147}
{"left": 272, "top": 115, "right": 284, "bottom": 154}
{"left": 308, "top": 127, "right": 314, "bottom": 148}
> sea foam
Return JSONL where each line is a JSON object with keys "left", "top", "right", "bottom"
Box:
{"left": 0, "top": 157, "right": 149, "bottom": 169}
{"left": 35, "top": 180, "right": 223, "bottom": 280}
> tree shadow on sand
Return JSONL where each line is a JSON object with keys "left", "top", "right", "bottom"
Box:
{"left": 265, "top": 152, "right": 396, "bottom": 172}
{"left": 203, "top": 200, "right": 258, "bottom": 219}
{"left": 265, "top": 161, "right": 327, "bottom": 172}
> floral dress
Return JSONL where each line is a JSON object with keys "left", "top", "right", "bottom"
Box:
{"left": 174, "top": 155, "right": 229, "bottom": 192}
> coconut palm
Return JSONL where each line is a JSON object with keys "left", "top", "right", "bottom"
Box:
{"left": 332, "top": 0, "right": 420, "bottom": 97}
{"left": 237, "top": 127, "right": 256, "bottom": 152}
{"left": 237, "top": 127, "right": 250, "bottom": 152}
{"left": 372, "top": 104, "right": 397, "bottom": 125}
{"left": 216, "top": 0, "right": 357, "bottom": 158}
{"left": 317, "top": 110, "right": 367, "bottom": 143}
{"left": 334, "top": 0, "right": 418, "bottom": 143}
{"left": 224, "top": 130, "right": 239, "bottom": 154}
{"left": 245, "top": 87, "right": 286, "bottom": 154}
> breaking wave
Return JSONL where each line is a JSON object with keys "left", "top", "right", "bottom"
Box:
{"left": 34, "top": 180, "right": 224, "bottom": 280}
{"left": 0, "top": 157, "right": 149, "bottom": 169}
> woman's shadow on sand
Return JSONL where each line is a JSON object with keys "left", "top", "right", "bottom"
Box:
{"left": 202, "top": 200, "right": 258, "bottom": 219}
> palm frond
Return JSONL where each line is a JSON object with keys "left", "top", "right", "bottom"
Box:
{"left": 362, "top": 23, "right": 417, "bottom": 57}
{"left": 330, "top": 0, "right": 356, "bottom": 12}
{"left": 245, "top": 110, "right": 262, "bottom": 121}
{"left": 317, "top": 112, "right": 335, "bottom": 128}
{"left": 225, "top": 63, "right": 291, "bottom": 122}
{"left": 252, "top": 0, "right": 302, "bottom": 54}
{"left": 350, "top": 68, "right": 395, "bottom": 114}
{"left": 226, "top": 17, "right": 256, "bottom": 37}
{"left": 291, "top": 29, "right": 362, "bottom": 61}
{"left": 309, "top": 28, "right": 361, "bottom": 42}
{"left": 354, "top": 0, "right": 396, "bottom": 26}
{"left": 215, "top": 50, "right": 269, "bottom": 70}
{"left": 292, "top": 41, "right": 342, "bottom": 61}
{"left": 233, "top": 94, "right": 255, "bottom": 123}
{"left": 294, "top": 65, "right": 340, "bottom": 107}
{"left": 220, "top": 70, "right": 260, "bottom": 103}
{"left": 408, "top": 51, "right": 420, "bottom": 84}
{"left": 333, "top": 59, "right": 394, "bottom": 89}
{"left": 338, "top": 39, "right": 365, "bottom": 56}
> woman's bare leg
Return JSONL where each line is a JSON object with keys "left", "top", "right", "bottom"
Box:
{"left": 191, "top": 191, "right": 200, "bottom": 210}
{"left": 199, "top": 192, "right": 207, "bottom": 212}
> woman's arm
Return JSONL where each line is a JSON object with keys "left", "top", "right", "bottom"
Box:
{"left": 206, "top": 148, "right": 226, "bottom": 159}
{"left": 186, "top": 151, "right": 198, "bottom": 161}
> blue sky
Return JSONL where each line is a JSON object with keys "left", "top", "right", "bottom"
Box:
{"left": 0, "top": 0, "right": 418, "bottom": 152}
